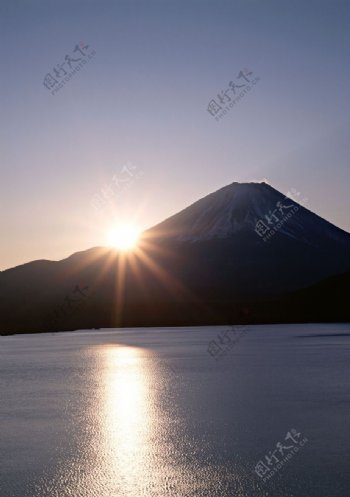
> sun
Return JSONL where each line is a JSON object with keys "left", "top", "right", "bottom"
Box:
{"left": 106, "top": 224, "right": 141, "bottom": 251}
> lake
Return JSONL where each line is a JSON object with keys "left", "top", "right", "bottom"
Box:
{"left": 1, "top": 323, "right": 350, "bottom": 497}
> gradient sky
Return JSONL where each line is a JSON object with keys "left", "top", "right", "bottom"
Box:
{"left": 1, "top": 0, "right": 350, "bottom": 270}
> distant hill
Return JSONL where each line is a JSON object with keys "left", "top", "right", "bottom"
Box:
{"left": 1, "top": 182, "right": 350, "bottom": 334}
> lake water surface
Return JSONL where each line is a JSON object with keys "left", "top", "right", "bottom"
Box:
{"left": 1, "top": 323, "right": 350, "bottom": 497}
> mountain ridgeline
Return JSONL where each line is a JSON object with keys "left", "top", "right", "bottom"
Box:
{"left": 1, "top": 182, "right": 350, "bottom": 334}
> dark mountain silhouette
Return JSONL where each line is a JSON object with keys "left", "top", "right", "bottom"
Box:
{"left": 1, "top": 182, "right": 349, "bottom": 334}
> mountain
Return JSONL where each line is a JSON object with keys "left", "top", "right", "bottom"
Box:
{"left": 148, "top": 182, "right": 349, "bottom": 245}
{"left": 144, "top": 182, "right": 350, "bottom": 296}
{"left": 1, "top": 182, "right": 350, "bottom": 334}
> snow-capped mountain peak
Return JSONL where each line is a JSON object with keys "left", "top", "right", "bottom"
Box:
{"left": 147, "top": 181, "right": 349, "bottom": 245}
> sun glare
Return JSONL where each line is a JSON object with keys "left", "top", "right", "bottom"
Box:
{"left": 107, "top": 224, "right": 140, "bottom": 251}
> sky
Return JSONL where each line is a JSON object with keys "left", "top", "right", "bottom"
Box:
{"left": 1, "top": 0, "right": 350, "bottom": 270}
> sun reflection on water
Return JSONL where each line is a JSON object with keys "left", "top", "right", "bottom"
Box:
{"left": 102, "top": 345, "right": 151, "bottom": 494}
{"left": 19, "top": 343, "right": 250, "bottom": 497}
